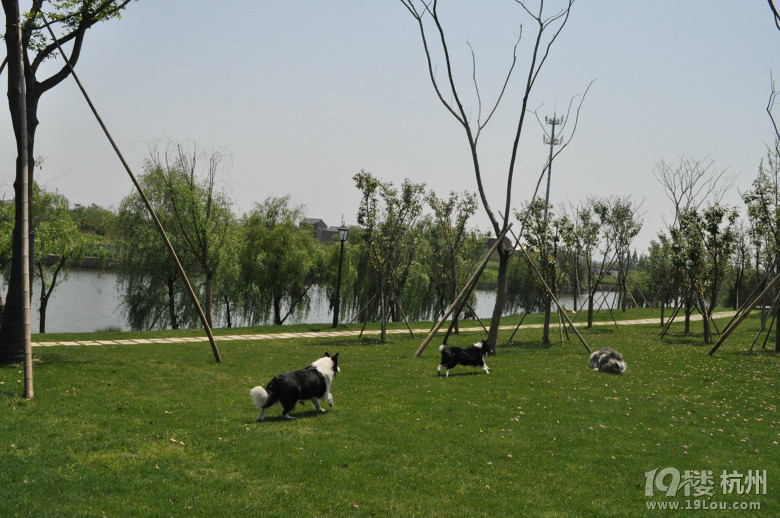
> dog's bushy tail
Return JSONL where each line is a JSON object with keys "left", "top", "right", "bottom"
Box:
{"left": 250, "top": 386, "right": 270, "bottom": 409}
{"left": 438, "top": 344, "right": 446, "bottom": 353}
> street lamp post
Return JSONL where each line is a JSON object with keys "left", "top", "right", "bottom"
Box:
{"left": 332, "top": 225, "right": 349, "bottom": 328}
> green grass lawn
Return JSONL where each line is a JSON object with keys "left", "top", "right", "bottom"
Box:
{"left": 1, "top": 312, "right": 778, "bottom": 517}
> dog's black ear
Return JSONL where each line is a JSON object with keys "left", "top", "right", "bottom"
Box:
{"left": 333, "top": 352, "right": 339, "bottom": 360}
{"left": 323, "top": 351, "right": 330, "bottom": 357}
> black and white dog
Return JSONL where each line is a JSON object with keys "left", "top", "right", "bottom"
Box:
{"left": 589, "top": 347, "right": 627, "bottom": 374}
{"left": 437, "top": 340, "right": 490, "bottom": 377}
{"left": 250, "top": 352, "right": 340, "bottom": 421}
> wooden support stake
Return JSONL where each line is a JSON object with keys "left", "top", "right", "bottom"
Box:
{"left": 761, "top": 313, "right": 776, "bottom": 349}
{"left": 509, "top": 293, "right": 540, "bottom": 342}
{"left": 392, "top": 290, "right": 415, "bottom": 339}
{"left": 708, "top": 270, "right": 780, "bottom": 355}
{"left": 351, "top": 293, "right": 377, "bottom": 324}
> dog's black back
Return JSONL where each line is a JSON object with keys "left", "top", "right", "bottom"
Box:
{"left": 264, "top": 367, "right": 326, "bottom": 413}
{"left": 440, "top": 341, "right": 487, "bottom": 369}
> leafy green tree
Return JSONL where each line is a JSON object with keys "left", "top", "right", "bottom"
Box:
{"left": 71, "top": 202, "right": 115, "bottom": 236}
{"left": 729, "top": 222, "right": 752, "bottom": 310}
{"left": 0, "top": 197, "right": 15, "bottom": 314}
{"left": 742, "top": 147, "right": 780, "bottom": 351}
{"left": 574, "top": 200, "right": 602, "bottom": 328}
{"left": 239, "top": 196, "right": 323, "bottom": 326}
{"left": 516, "top": 198, "right": 571, "bottom": 345}
{"left": 602, "top": 196, "right": 643, "bottom": 312}
{"left": 353, "top": 171, "right": 425, "bottom": 342}
{"left": 666, "top": 203, "right": 737, "bottom": 344}
{"left": 212, "top": 220, "right": 243, "bottom": 328}
{"left": 642, "top": 238, "right": 675, "bottom": 324}
{"left": 1, "top": 0, "right": 135, "bottom": 357}
{"left": 424, "top": 190, "right": 486, "bottom": 332}
{"left": 33, "top": 185, "right": 101, "bottom": 333}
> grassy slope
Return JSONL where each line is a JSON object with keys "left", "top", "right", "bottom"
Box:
{"left": 1, "top": 312, "right": 778, "bottom": 517}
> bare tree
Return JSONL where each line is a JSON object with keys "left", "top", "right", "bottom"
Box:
{"left": 400, "top": 0, "right": 587, "bottom": 352}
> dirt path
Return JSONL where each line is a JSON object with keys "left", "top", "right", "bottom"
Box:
{"left": 32, "top": 311, "right": 737, "bottom": 348}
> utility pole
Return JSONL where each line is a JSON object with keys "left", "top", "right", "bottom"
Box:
{"left": 543, "top": 114, "right": 563, "bottom": 224}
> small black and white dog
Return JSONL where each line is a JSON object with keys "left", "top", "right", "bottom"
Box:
{"left": 437, "top": 340, "right": 490, "bottom": 377}
{"left": 250, "top": 352, "right": 340, "bottom": 421}
{"left": 589, "top": 347, "right": 627, "bottom": 374}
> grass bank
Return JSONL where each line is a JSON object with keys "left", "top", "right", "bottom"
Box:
{"left": 1, "top": 312, "right": 778, "bottom": 516}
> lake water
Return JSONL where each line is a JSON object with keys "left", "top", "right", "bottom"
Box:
{"left": 17, "top": 269, "right": 617, "bottom": 334}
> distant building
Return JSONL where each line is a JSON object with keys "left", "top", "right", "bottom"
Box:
{"left": 486, "top": 235, "right": 513, "bottom": 251}
{"left": 318, "top": 226, "right": 340, "bottom": 243}
{"left": 300, "top": 218, "right": 343, "bottom": 243}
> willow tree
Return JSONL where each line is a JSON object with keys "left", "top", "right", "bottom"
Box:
{"left": 425, "top": 190, "right": 485, "bottom": 332}
{"left": 401, "top": 0, "right": 581, "bottom": 353}
{"left": 114, "top": 168, "right": 197, "bottom": 331}
{"left": 239, "top": 196, "right": 323, "bottom": 326}
{"left": 147, "top": 141, "right": 234, "bottom": 327}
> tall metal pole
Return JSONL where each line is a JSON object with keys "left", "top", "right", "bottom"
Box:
{"left": 332, "top": 240, "right": 345, "bottom": 328}
{"left": 543, "top": 114, "right": 563, "bottom": 224}
{"left": 332, "top": 225, "right": 349, "bottom": 328}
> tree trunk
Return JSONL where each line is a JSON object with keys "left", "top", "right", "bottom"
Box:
{"left": 273, "top": 295, "right": 282, "bottom": 326}
{"left": 587, "top": 289, "right": 594, "bottom": 329}
{"left": 699, "top": 294, "right": 712, "bottom": 344}
{"left": 542, "top": 297, "right": 552, "bottom": 345}
{"left": 224, "top": 295, "right": 232, "bottom": 328}
{"left": 485, "top": 248, "right": 509, "bottom": 354}
{"left": 776, "top": 299, "right": 780, "bottom": 353}
{"left": 660, "top": 300, "right": 665, "bottom": 327}
{"left": 38, "top": 268, "right": 47, "bottom": 334}
{"left": 380, "top": 285, "right": 387, "bottom": 343}
{"left": 684, "top": 298, "right": 691, "bottom": 334}
{"left": 0, "top": 1, "right": 28, "bottom": 362}
{"left": 205, "top": 272, "right": 213, "bottom": 327}
{"left": 167, "top": 277, "right": 178, "bottom": 330}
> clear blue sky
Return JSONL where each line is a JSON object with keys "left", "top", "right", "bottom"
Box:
{"left": 2, "top": 1, "right": 778, "bottom": 251}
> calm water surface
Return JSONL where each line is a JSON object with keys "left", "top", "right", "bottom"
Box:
{"left": 21, "top": 269, "right": 617, "bottom": 334}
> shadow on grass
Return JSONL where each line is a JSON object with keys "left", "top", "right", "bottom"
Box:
{"left": 660, "top": 332, "right": 712, "bottom": 347}
{"left": 502, "top": 339, "right": 553, "bottom": 350}
{"left": 0, "top": 388, "right": 20, "bottom": 398}
{"left": 246, "top": 408, "right": 332, "bottom": 424}
{"left": 435, "top": 370, "right": 486, "bottom": 377}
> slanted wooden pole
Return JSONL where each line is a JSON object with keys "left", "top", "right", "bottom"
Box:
{"left": 708, "top": 270, "right": 780, "bottom": 355}
{"left": 391, "top": 290, "right": 415, "bottom": 338}
{"left": 508, "top": 292, "right": 540, "bottom": 342}
{"left": 414, "top": 225, "right": 512, "bottom": 357}
{"left": 350, "top": 293, "right": 377, "bottom": 324}
{"left": 660, "top": 298, "right": 684, "bottom": 338}
{"left": 42, "top": 15, "right": 221, "bottom": 362}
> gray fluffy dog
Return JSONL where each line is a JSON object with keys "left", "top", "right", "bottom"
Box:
{"left": 589, "top": 347, "right": 627, "bottom": 374}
